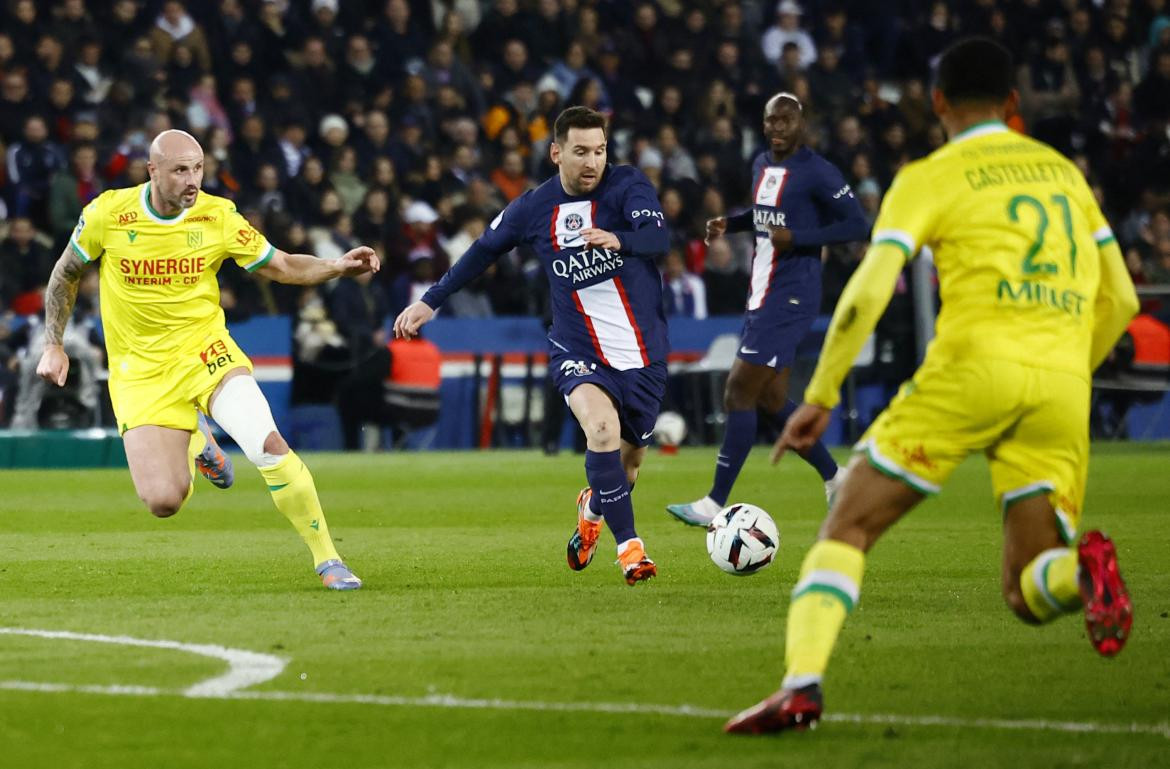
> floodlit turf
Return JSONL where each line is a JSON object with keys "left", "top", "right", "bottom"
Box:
{"left": 0, "top": 443, "right": 1167, "bottom": 768}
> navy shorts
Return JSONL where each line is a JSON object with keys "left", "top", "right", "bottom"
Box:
{"left": 737, "top": 310, "right": 818, "bottom": 370}
{"left": 550, "top": 352, "right": 668, "bottom": 447}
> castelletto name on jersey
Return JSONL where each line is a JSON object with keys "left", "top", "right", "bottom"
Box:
{"left": 120, "top": 256, "right": 207, "bottom": 286}
{"left": 551, "top": 246, "right": 624, "bottom": 283}
{"left": 753, "top": 209, "right": 787, "bottom": 231}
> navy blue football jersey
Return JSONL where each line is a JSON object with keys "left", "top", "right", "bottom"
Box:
{"left": 422, "top": 165, "right": 670, "bottom": 369}
{"left": 739, "top": 147, "right": 869, "bottom": 316}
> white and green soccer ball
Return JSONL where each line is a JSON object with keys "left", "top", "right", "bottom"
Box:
{"left": 706, "top": 503, "right": 780, "bottom": 575}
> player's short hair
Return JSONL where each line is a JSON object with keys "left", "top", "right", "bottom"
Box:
{"left": 936, "top": 37, "right": 1015, "bottom": 104}
{"left": 553, "top": 106, "right": 607, "bottom": 144}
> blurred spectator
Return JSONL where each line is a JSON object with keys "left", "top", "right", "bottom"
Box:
{"left": 661, "top": 248, "right": 708, "bottom": 320}
{"left": 0, "top": 217, "right": 53, "bottom": 310}
{"left": 1147, "top": 237, "right": 1170, "bottom": 285}
{"left": 150, "top": 0, "right": 212, "bottom": 71}
{"left": 48, "top": 142, "right": 103, "bottom": 246}
{"left": 1135, "top": 49, "right": 1170, "bottom": 125}
{"left": 702, "top": 238, "right": 750, "bottom": 316}
{"left": 615, "top": 2, "right": 670, "bottom": 78}
{"left": 391, "top": 249, "right": 438, "bottom": 316}
{"left": 762, "top": 1, "right": 817, "bottom": 70}
{"left": 490, "top": 149, "right": 531, "bottom": 202}
{"left": 72, "top": 37, "right": 112, "bottom": 106}
{"left": 353, "top": 188, "right": 399, "bottom": 249}
{"left": 1018, "top": 32, "right": 1081, "bottom": 153}
{"left": 329, "top": 145, "right": 368, "bottom": 215}
{"left": 0, "top": 69, "right": 35, "bottom": 144}
{"left": 329, "top": 268, "right": 391, "bottom": 450}
{"left": 656, "top": 125, "right": 698, "bottom": 185}
{"left": 6, "top": 116, "right": 67, "bottom": 220}
{"left": 806, "top": 46, "right": 855, "bottom": 123}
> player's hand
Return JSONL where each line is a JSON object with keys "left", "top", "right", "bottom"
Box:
{"left": 579, "top": 228, "right": 621, "bottom": 250}
{"left": 704, "top": 217, "right": 727, "bottom": 244}
{"left": 36, "top": 345, "right": 71, "bottom": 387}
{"left": 393, "top": 301, "right": 434, "bottom": 339}
{"left": 770, "top": 227, "right": 795, "bottom": 252}
{"left": 771, "top": 403, "right": 831, "bottom": 464}
{"left": 337, "top": 246, "right": 380, "bottom": 277}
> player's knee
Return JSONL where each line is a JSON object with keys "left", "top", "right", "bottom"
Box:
{"left": 263, "top": 430, "right": 289, "bottom": 456}
{"left": 583, "top": 418, "right": 619, "bottom": 451}
{"left": 142, "top": 485, "right": 186, "bottom": 518}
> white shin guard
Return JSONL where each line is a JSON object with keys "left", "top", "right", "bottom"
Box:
{"left": 209, "top": 374, "right": 283, "bottom": 467}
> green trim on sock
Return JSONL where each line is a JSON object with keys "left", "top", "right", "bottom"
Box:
{"left": 792, "top": 583, "right": 856, "bottom": 613}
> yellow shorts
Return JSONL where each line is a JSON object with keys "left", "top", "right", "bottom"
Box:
{"left": 108, "top": 330, "right": 253, "bottom": 435}
{"left": 857, "top": 357, "right": 1089, "bottom": 542}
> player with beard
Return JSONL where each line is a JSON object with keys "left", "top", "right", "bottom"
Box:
{"left": 394, "top": 107, "right": 670, "bottom": 585}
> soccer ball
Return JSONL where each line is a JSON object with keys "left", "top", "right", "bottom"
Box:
{"left": 653, "top": 411, "right": 687, "bottom": 447}
{"left": 706, "top": 503, "right": 780, "bottom": 575}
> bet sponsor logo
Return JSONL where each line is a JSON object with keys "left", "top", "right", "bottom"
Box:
{"left": 199, "top": 339, "right": 237, "bottom": 376}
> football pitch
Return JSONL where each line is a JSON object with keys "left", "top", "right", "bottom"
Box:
{"left": 1, "top": 443, "right": 1167, "bottom": 768}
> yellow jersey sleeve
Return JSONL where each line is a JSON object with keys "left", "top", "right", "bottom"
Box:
{"left": 804, "top": 242, "right": 906, "bottom": 409}
{"left": 222, "top": 204, "right": 275, "bottom": 272}
{"left": 1074, "top": 174, "right": 1117, "bottom": 250}
{"left": 70, "top": 192, "right": 110, "bottom": 263}
{"left": 869, "top": 161, "right": 937, "bottom": 261}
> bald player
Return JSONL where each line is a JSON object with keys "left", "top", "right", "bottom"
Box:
{"left": 37, "top": 129, "right": 379, "bottom": 590}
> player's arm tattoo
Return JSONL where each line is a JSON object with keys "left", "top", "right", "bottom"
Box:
{"left": 43, "top": 246, "right": 87, "bottom": 346}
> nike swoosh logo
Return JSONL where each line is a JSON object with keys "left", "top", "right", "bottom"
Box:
{"left": 740, "top": 346, "right": 758, "bottom": 355}
{"left": 641, "top": 431, "right": 654, "bottom": 440}
{"left": 599, "top": 486, "right": 623, "bottom": 495}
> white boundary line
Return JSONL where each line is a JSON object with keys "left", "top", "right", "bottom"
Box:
{"left": 0, "top": 627, "right": 286, "bottom": 696}
{"left": 1, "top": 628, "right": 1167, "bottom": 740}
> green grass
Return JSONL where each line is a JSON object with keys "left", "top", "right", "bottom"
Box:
{"left": 0, "top": 444, "right": 1167, "bottom": 768}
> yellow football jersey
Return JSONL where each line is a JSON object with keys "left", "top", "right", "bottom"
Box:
{"left": 69, "top": 182, "right": 274, "bottom": 373}
{"left": 869, "top": 121, "right": 1113, "bottom": 378}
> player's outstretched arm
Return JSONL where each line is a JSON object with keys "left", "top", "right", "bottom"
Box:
{"left": 255, "top": 246, "right": 380, "bottom": 285}
{"left": 392, "top": 301, "right": 435, "bottom": 339}
{"left": 36, "top": 245, "right": 87, "bottom": 387}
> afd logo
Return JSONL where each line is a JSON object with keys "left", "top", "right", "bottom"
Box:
{"left": 559, "top": 360, "right": 596, "bottom": 377}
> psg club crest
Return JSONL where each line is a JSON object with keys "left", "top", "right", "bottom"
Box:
{"left": 564, "top": 213, "right": 584, "bottom": 231}
{"left": 560, "top": 359, "right": 595, "bottom": 377}
{"left": 766, "top": 175, "right": 778, "bottom": 188}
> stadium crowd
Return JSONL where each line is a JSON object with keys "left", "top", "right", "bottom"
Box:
{"left": 1, "top": 0, "right": 1169, "bottom": 427}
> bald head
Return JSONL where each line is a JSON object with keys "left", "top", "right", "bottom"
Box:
{"left": 149, "top": 128, "right": 202, "bottom": 164}
{"left": 147, "top": 129, "right": 204, "bottom": 215}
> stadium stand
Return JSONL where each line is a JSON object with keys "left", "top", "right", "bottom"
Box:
{"left": 1, "top": 0, "right": 1168, "bottom": 450}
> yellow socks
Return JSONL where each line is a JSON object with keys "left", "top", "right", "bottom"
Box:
{"left": 258, "top": 450, "right": 341, "bottom": 567}
{"left": 783, "top": 539, "right": 866, "bottom": 688}
{"left": 1020, "top": 548, "right": 1081, "bottom": 622}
